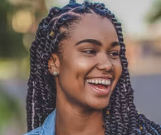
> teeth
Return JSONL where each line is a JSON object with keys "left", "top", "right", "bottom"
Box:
{"left": 92, "top": 80, "right": 95, "bottom": 83}
{"left": 98, "top": 80, "right": 102, "bottom": 84}
{"left": 105, "top": 80, "right": 108, "bottom": 85}
{"left": 95, "top": 80, "right": 98, "bottom": 84}
{"left": 102, "top": 80, "right": 105, "bottom": 84}
{"left": 87, "top": 79, "right": 111, "bottom": 85}
{"left": 108, "top": 80, "right": 111, "bottom": 85}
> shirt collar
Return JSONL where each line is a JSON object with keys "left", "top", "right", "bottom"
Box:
{"left": 40, "top": 109, "right": 56, "bottom": 135}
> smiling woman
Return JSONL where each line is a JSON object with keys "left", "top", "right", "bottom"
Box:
{"left": 23, "top": 0, "right": 161, "bottom": 135}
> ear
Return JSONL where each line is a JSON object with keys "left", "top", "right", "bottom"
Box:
{"left": 48, "top": 54, "right": 60, "bottom": 75}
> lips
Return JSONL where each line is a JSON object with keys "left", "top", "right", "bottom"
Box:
{"left": 86, "top": 81, "right": 111, "bottom": 96}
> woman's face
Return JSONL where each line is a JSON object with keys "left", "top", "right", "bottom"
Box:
{"left": 54, "top": 14, "right": 122, "bottom": 110}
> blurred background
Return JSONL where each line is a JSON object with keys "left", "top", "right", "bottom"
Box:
{"left": 0, "top": 0, "right": 161, "bottom": 134}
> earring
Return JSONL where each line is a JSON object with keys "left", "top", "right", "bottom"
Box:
{"left": 53, "top": 71, "right": 58, "bottom": 76}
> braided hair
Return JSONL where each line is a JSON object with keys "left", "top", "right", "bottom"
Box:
{"left": 26, "top": 1, "right": 161, "bottom": 134}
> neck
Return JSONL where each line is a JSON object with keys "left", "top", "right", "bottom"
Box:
{"left": 55, "top": 97, "right": 105, "bottom": 135}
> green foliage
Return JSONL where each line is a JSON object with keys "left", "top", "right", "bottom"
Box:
{"left": 0, "top": 0, "right": 28, "bottom": 59}
{"left": 0, "top": 87, "right": 20, "bottom": 132}
{"left": 146, "top": 0, "right": 161, "bottom": 23}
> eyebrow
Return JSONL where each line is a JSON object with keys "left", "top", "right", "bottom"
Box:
{"left": 111, "top": 41, "right": 120, "bottom": 47}
{"left": 75, "top": 39, "right": 102, "bottom": 46}
{"left": 75, "top": 39, "right": 120, "bottom": 47}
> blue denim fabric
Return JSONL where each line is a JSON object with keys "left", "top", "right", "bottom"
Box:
{"left": 23, "top": 109, "right": 56, "bottom": 135}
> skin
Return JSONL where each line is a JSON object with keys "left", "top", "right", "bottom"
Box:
{"left": 48, "top": 14, "right": 122, "bottom": 135}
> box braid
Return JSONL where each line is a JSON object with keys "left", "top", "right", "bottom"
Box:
{"left": 26, "top": 0, "right": 161, "bottom": 134}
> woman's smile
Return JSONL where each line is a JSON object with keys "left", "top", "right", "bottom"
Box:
{"left": 85, "top": 75, "right": 113, "bottom": 96}
{"left": 86, "top": 78, "right": 111, "bottom": 96}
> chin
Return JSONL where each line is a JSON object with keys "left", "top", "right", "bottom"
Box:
{"left": 87, "top": 99, "right": 110, "bottom": 110}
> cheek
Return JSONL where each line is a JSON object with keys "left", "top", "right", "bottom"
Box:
{"left": 74, "top": 57, "right": 96, "bottom": 76}
{"left": 113, "top": 59, "right": 122, "bottom": 78}
{"left": 59, "top": 53, "right": 95, "bottom": 89}
{"left": 62, "top": 50, "right": 96, "bottom": 77}
{"left": 57, "top": 52, "right": 97, "bottom": 103}
{"left": 109, "top": 60, "right": 122, "bottom": 94}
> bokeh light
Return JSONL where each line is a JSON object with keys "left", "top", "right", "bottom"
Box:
{"left": 12, "top": 10, "right": 35, "bottom": 33}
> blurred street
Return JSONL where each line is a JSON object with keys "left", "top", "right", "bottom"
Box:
{"left": 132, "top": 75, "right": 161, "bottom": 125}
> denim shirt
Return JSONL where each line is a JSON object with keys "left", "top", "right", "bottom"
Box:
{"left": 23, "top": 109, "right": 160, "bottom": 135}
{"left": 23, "top": 109, "right": 56, "bottom": 135}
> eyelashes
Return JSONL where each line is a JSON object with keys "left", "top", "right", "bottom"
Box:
{"left": 109, "top": 51, "right": 120, "bottom": 58}
{"left": 82, "top": 49, "right": 97, "bottom": 55}
{"left": 81, "top": 49, "right": 120, "bottom": 58}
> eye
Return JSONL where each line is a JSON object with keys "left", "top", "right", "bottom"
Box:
{"left": 109, "top": 51, "right": 120, "bottom": 59}
{"left": 82, "top": 49, "right": 96, "bottom": 55}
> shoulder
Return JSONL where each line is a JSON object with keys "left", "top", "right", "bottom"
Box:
{"left": 23, "top": 109, "right": 56, "bottom": 135}
{"left": 23, "top": 127, "right": 42, "bottom": 135}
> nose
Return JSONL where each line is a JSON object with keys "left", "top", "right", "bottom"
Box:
{"left": 96, "top": 56, "right": 114, "bottom": 72}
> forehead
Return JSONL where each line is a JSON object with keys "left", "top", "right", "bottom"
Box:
{"left": 71, "top": 14, "right": 118, "bottom": 42}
